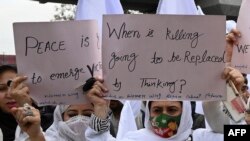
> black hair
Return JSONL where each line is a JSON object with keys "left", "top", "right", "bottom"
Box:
{"left": 0, "top": 65, "right": 17, "bottom": 76}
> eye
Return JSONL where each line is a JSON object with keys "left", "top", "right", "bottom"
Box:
{"left": 82, "top": 111, "right": 93, "bottom": 117}
{"left": 68, "top": 113, "right": 78, "bottom": 118}
{"left": 167, "top": 107, "right": 179, "bottom": 115}
{"left": 66, "top": 111, "right": 78, "bottom": 118}
{"left": 153, "top": 108, "right": 162, "bottom": 114}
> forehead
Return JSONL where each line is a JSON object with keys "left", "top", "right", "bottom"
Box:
{"left": 151, "top": 101, "right": 182, "bottom": 108}
{"left": 66, "top": 104, "right": 93, "bottom": 111}
{"left": 0, "top": 71, "right": 17, "bottom": 83}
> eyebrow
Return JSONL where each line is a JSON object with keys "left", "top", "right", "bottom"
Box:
{"left": 66, "top": 110, "right": 78, "bottom": 113}
{"left": 152, "top": 106, "right": 178, "bottom": 109}
{"left": 152, "top": 106, "right": 163, "bottom": 109}
{"left": 82, "top": 109, "right": 94, "bottom": 112}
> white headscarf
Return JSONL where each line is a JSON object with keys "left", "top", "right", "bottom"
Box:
{"left": 156, "top": 0, "right": 198, "bottom": 15}
{"left": 116, "top": 101, "right": 139, "bottom": 140}
{"left": 45, "top": 105, "right": 74, "bottom": 141}
{"left": 119, "top": 101, "right": 193, "bottom": 141}
{"left": 75, "top": 0, "right": 123, "bottom": 31}
{"left": 196, "top": 5, "right": 205, "bottom": 15}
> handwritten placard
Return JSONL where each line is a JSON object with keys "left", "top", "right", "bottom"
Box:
{"left": 102, "top": 14, "right": 226, "bottom": 101}
{"left": 232, "top": 0, "right": 250, "bottom": 73}
{"left": 13, "top": 20, "right": 101, "bottom": 105}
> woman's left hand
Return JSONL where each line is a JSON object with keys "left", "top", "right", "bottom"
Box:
{"left": 222, "top": 66, "right": 244, "bottom": 92}
{"left": 8, "top": 76, "right": 32, "bottom": 106}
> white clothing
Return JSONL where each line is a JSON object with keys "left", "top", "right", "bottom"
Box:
{"left": 196, "top": 5, "right": 205, "bottom": 15}
{"left": 75, "top": 0, "right": 123, "bottom": 32}
{"left": 202, "top": 101, "right": 230, "bottom": 133}
{"left": 226, "top": 20, "right": 236, "bottom": 34}
{"left": 45, "top": 106, "right": 93, "bottom": 141}
{"left": 116, "top": 101, "right": 138, "bottom": 140}
{"left": 14, "top": 126, "right": 29, "bottom": 141}
{"left": 45, "top": 105, "right": 69, "bottom": 141}
{"left": 156, "top": 0, "right": 198, "bottom": 15}
{"left": 193, "top": 128, "right": 223, "bottom": 141}
{"left": 0, "top": 128, "right": 3, "bottom": 141}
{"left": 14, "top": 126, "right": 44, "bottom": 141}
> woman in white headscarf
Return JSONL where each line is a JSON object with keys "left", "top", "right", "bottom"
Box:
{"left": 45, "top": 104, "right": 94, "bottom": 141}
{"left": 12, "top": 103, "right": 94, "bottom": 141}
{"left": 119, "top": 101, "right": 193, "bottom": 141}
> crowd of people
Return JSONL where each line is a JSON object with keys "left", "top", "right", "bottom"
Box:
{"left": 1, "top": 0, "right": 250, "bottom": 141}
{"left": 0, "top": 28, "right": 249, "bottom": 141}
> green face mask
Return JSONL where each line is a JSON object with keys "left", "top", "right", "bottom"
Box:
{"left": 150, "top": 113, "right": 181, "bottom": 138}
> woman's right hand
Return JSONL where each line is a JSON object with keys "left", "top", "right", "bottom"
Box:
{"left": 225, "top": 29, "right": 241, "bottom": 65}
{"left": 86, "top": 78, "right": 110, "bottom": 119}
{"left": 11, "top": 104, "right": 45, "bottom": 140}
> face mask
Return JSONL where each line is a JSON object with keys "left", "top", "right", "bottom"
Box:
{"left": 58, "top": 115, "right": 90, "bottom": 141}
{"left": 65, "top": 115, "right": 90, "bottom": 133}
{"left": 150, "top": 113, "right": 181, "bottom": 138}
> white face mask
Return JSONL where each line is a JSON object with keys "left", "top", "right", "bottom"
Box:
{"left": 58, "top": 115, "right": 90, "bottom": 141}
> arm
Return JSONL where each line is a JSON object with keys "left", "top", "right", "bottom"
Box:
{"left": 86, "top": 78, "right": 110, "bottom": 119}
{"left": 85, "top": 78, "right": 116, "bottom": 141}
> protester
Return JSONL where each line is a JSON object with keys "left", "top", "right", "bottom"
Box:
{"left": 84, "top": 64, "right": 245, "bottom": 141}
{"left": 0, "top": 64, "right": 54, "bottom": 141}
{"left": 225, "top": 28, "right": 250, "bottom": 125}
{"left": 45, "top": 104, "right": 95, "bottom": 141}
{"left": 13, "top": 77, "right": 137, "bottom": 141}
{"left": 82, "top": 27, "right": 246, "bottom": 141}
{"left": 0, "top": 65, "right": 30, "bottom": 141}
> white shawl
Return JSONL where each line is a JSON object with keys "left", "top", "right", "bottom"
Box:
{"left": 156, "top": 0, "right": 198, "bottom": 15}
{"left": 45, "top": 105, "right": 70, "bottom": 141}
{"left": 75, "top": 0, "right": 123, "bottom": 31}
{"left": 193, "top": 128, "right": 223, "bottom": 141}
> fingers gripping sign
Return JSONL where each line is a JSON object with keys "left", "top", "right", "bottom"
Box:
{"left": 8, "top": 76, "right": 32, "bottom": 106}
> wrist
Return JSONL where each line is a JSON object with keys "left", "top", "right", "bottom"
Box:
{"left": 225, "top": 62, "right": 231, "bottom": 67}
{"left": 90, "top": 111, "right": 112, "bottom": 133}
{"left": 94, "top": 105, "right": 110, "bottom": 119}
{"left": 29, "top": 131, "right": 45, "bottom": 141}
